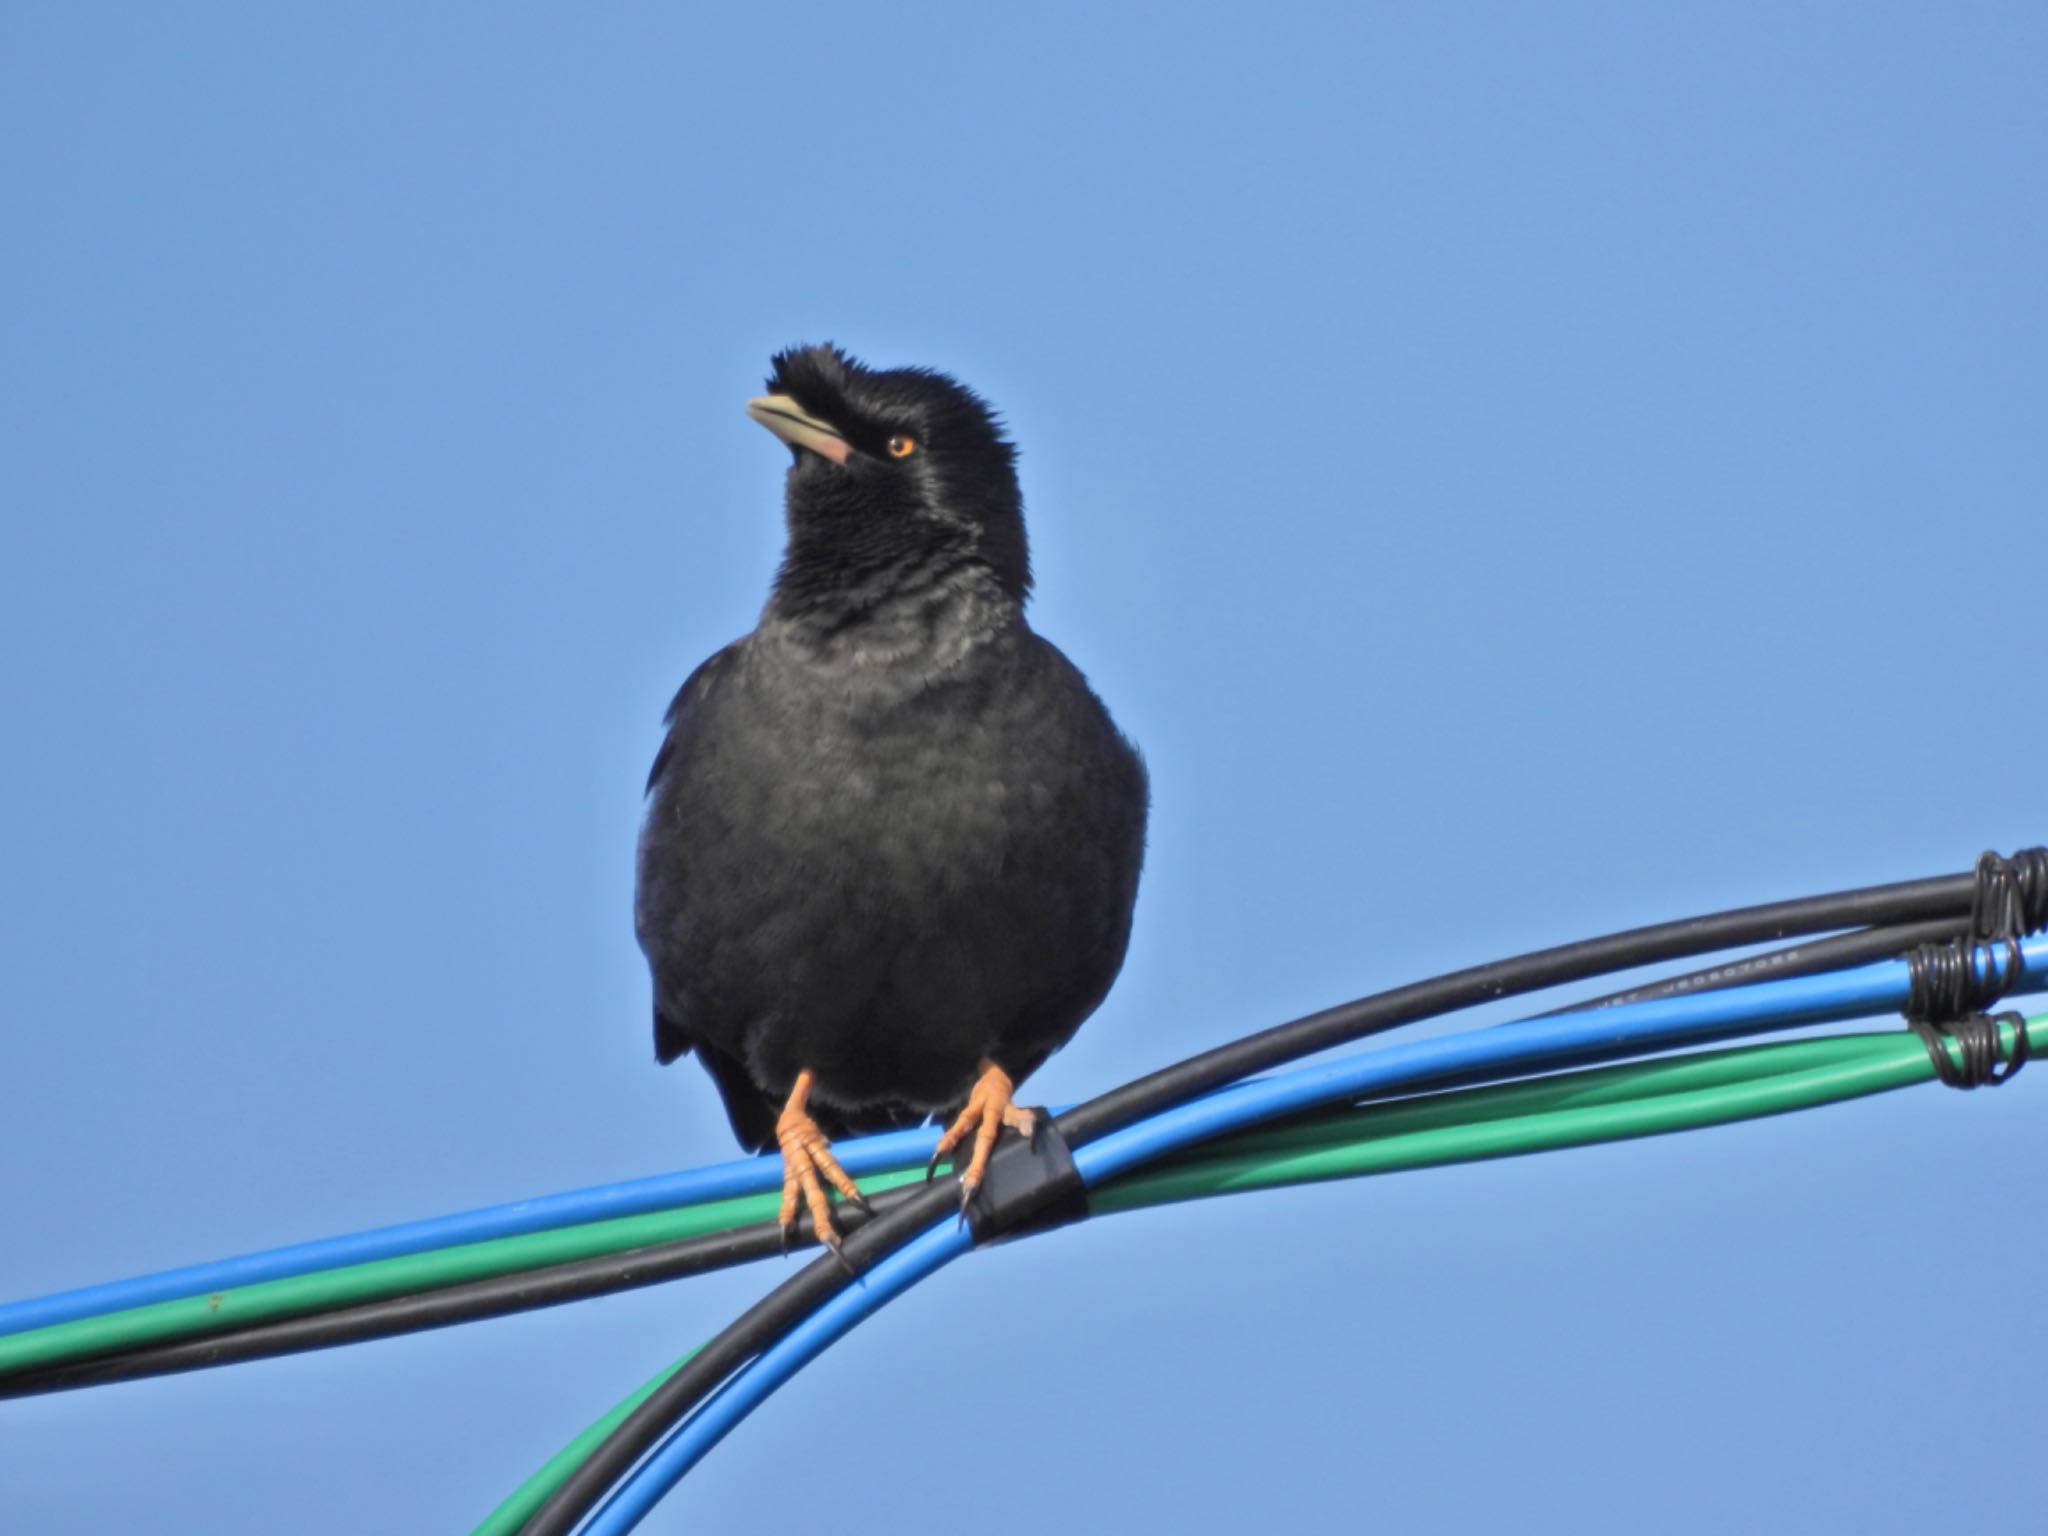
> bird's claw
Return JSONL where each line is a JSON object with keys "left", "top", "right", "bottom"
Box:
{"left": 932, "top": 1059, "right": 1038, "bottom": 1223}
{"left": 775, "top": 1073, "right": 871, "bottom": 1262}
{"left": 821, "top": 1227, "right": 857, "bottom": 1277}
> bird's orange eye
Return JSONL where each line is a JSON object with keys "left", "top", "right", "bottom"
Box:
{"left": 886, "top": 434, "right": 917, "bottom": 459}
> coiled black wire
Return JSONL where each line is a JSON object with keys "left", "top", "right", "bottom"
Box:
{"left": 1900, "top": 849, "right": 2046, "bottom": 1087}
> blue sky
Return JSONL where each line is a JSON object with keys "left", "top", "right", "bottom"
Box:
{"left": 3, "top": 5, "right": 2043, "bottom": 1531}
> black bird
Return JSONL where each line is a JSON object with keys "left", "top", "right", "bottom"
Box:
{"left": 634, "top": 344, "right": 1148, "bottom": 1255}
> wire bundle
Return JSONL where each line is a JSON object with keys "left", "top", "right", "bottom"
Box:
{"left": 2, "top": 851, "right": 2041, "bottom": 1534}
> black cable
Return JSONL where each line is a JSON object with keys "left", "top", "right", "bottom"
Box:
{"left": 37, "top": 895, "right": 2005, "bottom": 1403}
{"left": 63, "top": 879, "right": 2003, "bottom": 1405}
{"left": 0, "top": 1187, "right": 926, "bottom": 1400}
{"left": 520, "top": 1187, "right": 962, "bottom": 1533}
{"left": 14, "top": 858, "right": 2023, "bottom": 1512}
{"left": 518, "top": 857, "right": 2009, "bottom": 1536}
{"left": 1548, "top": 918, "right": 1965, "bottom": 1014}
{"left": 18, "top": 919, "right": 1963, "bottom": 1396}
{"left": 1525, "top": 850, "right": 2042, "bottom": 1019}
{"left": 0, "top": 923, "right": 1972, "bottom": 1404}
{"left": 1052, "top": 868, "right": 1988, "bottom": 1145}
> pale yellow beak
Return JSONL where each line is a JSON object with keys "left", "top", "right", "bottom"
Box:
{"left": 746, "top": 394, "right": 851, "bottom": 465}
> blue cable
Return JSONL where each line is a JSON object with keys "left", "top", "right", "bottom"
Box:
{"left": 579, "top": 937, "right": 2046, "bottom": 1533}
{"left": 0, "top": 1124, "right": 944, "bottom": 1339}
{"left": 15, "top": 928, "right": 2030, "bottom": 1341}
{"left": 1074, "top": 940, "right": 2043, "bottom": 1184}
{"left": 582, "top": 1224, "right": 975, "bottom": 1536}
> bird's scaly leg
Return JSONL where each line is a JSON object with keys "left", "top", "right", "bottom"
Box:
{"left": 775, "top": 1069, "right": 871, "bottom": 1269}
{"left": 927, "top": 1058, "right": 1037, "bottom": 1212}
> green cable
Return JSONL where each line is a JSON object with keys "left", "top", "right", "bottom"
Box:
{"left": 470, "top": 1355, "right": 692, "bottom": 1536}
{"left": 3, "top": 1022, "right": 2030, "bottom": 1384}
{"left": 469, "top": 1017, "right": 2037, "bottom": 1531}
{"left": 0, "top": 1169, "right": 926, "bottom": 1377}
{"left": 1097, "top": 1030, "right": 1939, "bottom": 1212}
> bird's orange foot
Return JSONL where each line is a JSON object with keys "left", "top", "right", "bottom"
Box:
{"left": 927, "top": 1058, "right": 1037, "bottom": 1215}
{"left": 775, "top": 1069, "right": 872, "bottom": 1271}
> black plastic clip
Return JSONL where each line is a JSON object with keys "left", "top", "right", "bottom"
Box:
{"left": 962, "top": 1113, "right": 1089, "bottom": 1246}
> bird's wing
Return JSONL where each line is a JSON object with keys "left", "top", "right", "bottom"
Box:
{"left": 678, "top": 1026, "right": 784, "bottom": 1152}
{"left": 644, "top": 642, "right": 741, "bottom": 794}
{"left": 651, "top": 1003, "right": 694, "bottom": 1065}
{"left": 641, "top": 643, "right": 745, "bottom": 1077}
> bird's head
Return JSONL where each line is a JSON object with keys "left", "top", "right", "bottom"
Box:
{"left": 748, "top": 344, "right": 1030, "bottom": 605}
